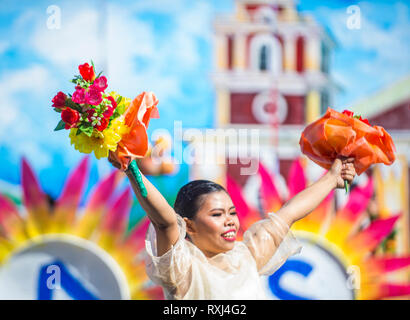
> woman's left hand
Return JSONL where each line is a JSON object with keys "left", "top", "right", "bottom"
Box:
{"left": 330, "top": 157, "right": 357, "bottom": 189}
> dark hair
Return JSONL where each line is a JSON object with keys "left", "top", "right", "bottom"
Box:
{"left": 173, "top": 180, "right": 228, "bottom": 220}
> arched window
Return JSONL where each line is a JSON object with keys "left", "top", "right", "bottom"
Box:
{"left": 259, "top": 45, "right": 269, "bottom": 71}
{"left": 250, "top": 34, "right": 282, "bottom": 74}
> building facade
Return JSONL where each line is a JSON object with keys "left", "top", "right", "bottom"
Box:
{"left": 191, "top": 0, "right": 336, "bottom": 193}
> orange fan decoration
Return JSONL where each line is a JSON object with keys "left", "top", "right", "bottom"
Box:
{"left": 110, "top": 91, "right": 159, "bottom": 171}
{"left": 109, "top": 92, "right": 159, "bottom": 198}
{"left": 299, "top": 108, "right": 396, "bottom": 176}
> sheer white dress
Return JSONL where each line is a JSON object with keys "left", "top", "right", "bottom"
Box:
{"left": 144, "top": 213, "right": 302, "bottom": 300}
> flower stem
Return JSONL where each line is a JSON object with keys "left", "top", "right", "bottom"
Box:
{"left": 344, "top": 180, "right": 349, "bottom": 194}
{"left": 128, "top": 160, "right": 147, "bottom": 198}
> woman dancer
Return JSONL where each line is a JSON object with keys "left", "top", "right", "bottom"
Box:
{"left": 109, "top": 153, "right": 356, "bottom": 299}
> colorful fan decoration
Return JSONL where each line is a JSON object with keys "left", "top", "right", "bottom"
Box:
{"left": 0, "top": 157, "right": 163, "bottom": 299}
{"left": 227, "top": 158, "right": 410, "bottom": 300}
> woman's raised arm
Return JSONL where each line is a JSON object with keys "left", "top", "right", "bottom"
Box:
{"left": 109, "top": 152, "right": 179, "bottom": 256}
{"left": 276, "top": 157, "right": 356, "bottom": 228}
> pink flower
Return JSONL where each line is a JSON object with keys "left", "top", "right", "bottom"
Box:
{"left": 72, "top": 88, "right": 86, "bottom": 104}
{"left": 93, "top": 76, "right": 108, "bottom": 92}
{"left": 85, "top": 86, "right": 102, "bottom": 106}
{"left": 52, "top": 91, "right": 67, "bottom": 109}
{"left": 102, "top": 96, "right": 117, "bottom": 118}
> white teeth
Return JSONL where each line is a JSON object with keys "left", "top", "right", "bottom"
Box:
{"left": 222, "top": 231, "right": 235, "bottom": 238}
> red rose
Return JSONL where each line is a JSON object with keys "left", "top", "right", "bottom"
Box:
{"left": 85, "top": 86, "right": 102, "bottom": 106}
{"left": 95, "top": 117, "right": 109, "bottom": 131}
{"left": 93, "top": 76, "right": 108, "bottom": 92}
{"left": 342, "top": 109, "right": 354, "bottom": 117}
{"left": 103, "top": 105, "right": 114, "bottom": 119}
{"left": 61, "top": 107, "right": 80, "bottom": 129}
{"left": 78, "top": 63, "right": 95, "bottom": 82}
{"left": 52, "top": 91, "right": 67, "bottom": 109}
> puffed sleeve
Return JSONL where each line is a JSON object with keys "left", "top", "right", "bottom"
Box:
{"left": 144, "top": 214, "right": 192, "bottom": 296}
{"left": 243, "top": 212, "right": 302, "bottom": 276}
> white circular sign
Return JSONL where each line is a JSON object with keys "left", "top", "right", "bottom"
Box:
{"left": 263, "top": 237, "right": 356, "bottom": 300}
{"left": 0, "top": 235, "right": 130, "bottom": 300}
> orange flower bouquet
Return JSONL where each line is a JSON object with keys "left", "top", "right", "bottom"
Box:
{"left": 299, "top": 108, "right": 396, "bottom": 192}
{"left": 52, "top": 61, "right": 159, "bottom": 197}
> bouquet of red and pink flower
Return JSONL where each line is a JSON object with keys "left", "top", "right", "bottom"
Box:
{"left": 52, "top": 61, "right": 160, "bottom": 197}
{"left": 52, "top": 62, "right": 127, "bottom": 137}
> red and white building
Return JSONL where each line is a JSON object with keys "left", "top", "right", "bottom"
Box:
{"left": 190, "top": 0, "right": 337, "bottom": 195}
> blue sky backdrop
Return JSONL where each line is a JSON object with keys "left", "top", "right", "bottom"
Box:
{"left": 0, "top": 0, "right": 409, "bottom": 211}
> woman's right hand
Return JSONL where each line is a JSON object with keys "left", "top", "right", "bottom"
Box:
{"left": 108, "top": 151, "right": 123, "bottom": 171}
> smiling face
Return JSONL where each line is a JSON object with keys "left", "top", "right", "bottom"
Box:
{"left": 183, "top": 191, "right": 240, "bottom": 258}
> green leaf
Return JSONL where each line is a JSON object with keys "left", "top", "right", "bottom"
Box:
{"left": 54, "top": 120, "right": 66, "bottom": 131}
{"left": 76, "top": 129, "right": 82, "bottom": 136}
{"left": 112, "top": 109, "right": 120, "bottom": 119}
{"left": 79, "top": 124, "right": 94, "bottom": 137}
{"left": 71, "top": 75, "right": 83, "bottom": 86}
{"left": 96, "top": 71, "right": 103, "bottom": 79}
{"left": 65, "top": 99, "right": 82, "bottom": 112}
{"left": 53, "top": 108, "right": 62, "bottom": 113}
{"left": 116, "top": 96, "right": 122, "bottom": 104}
